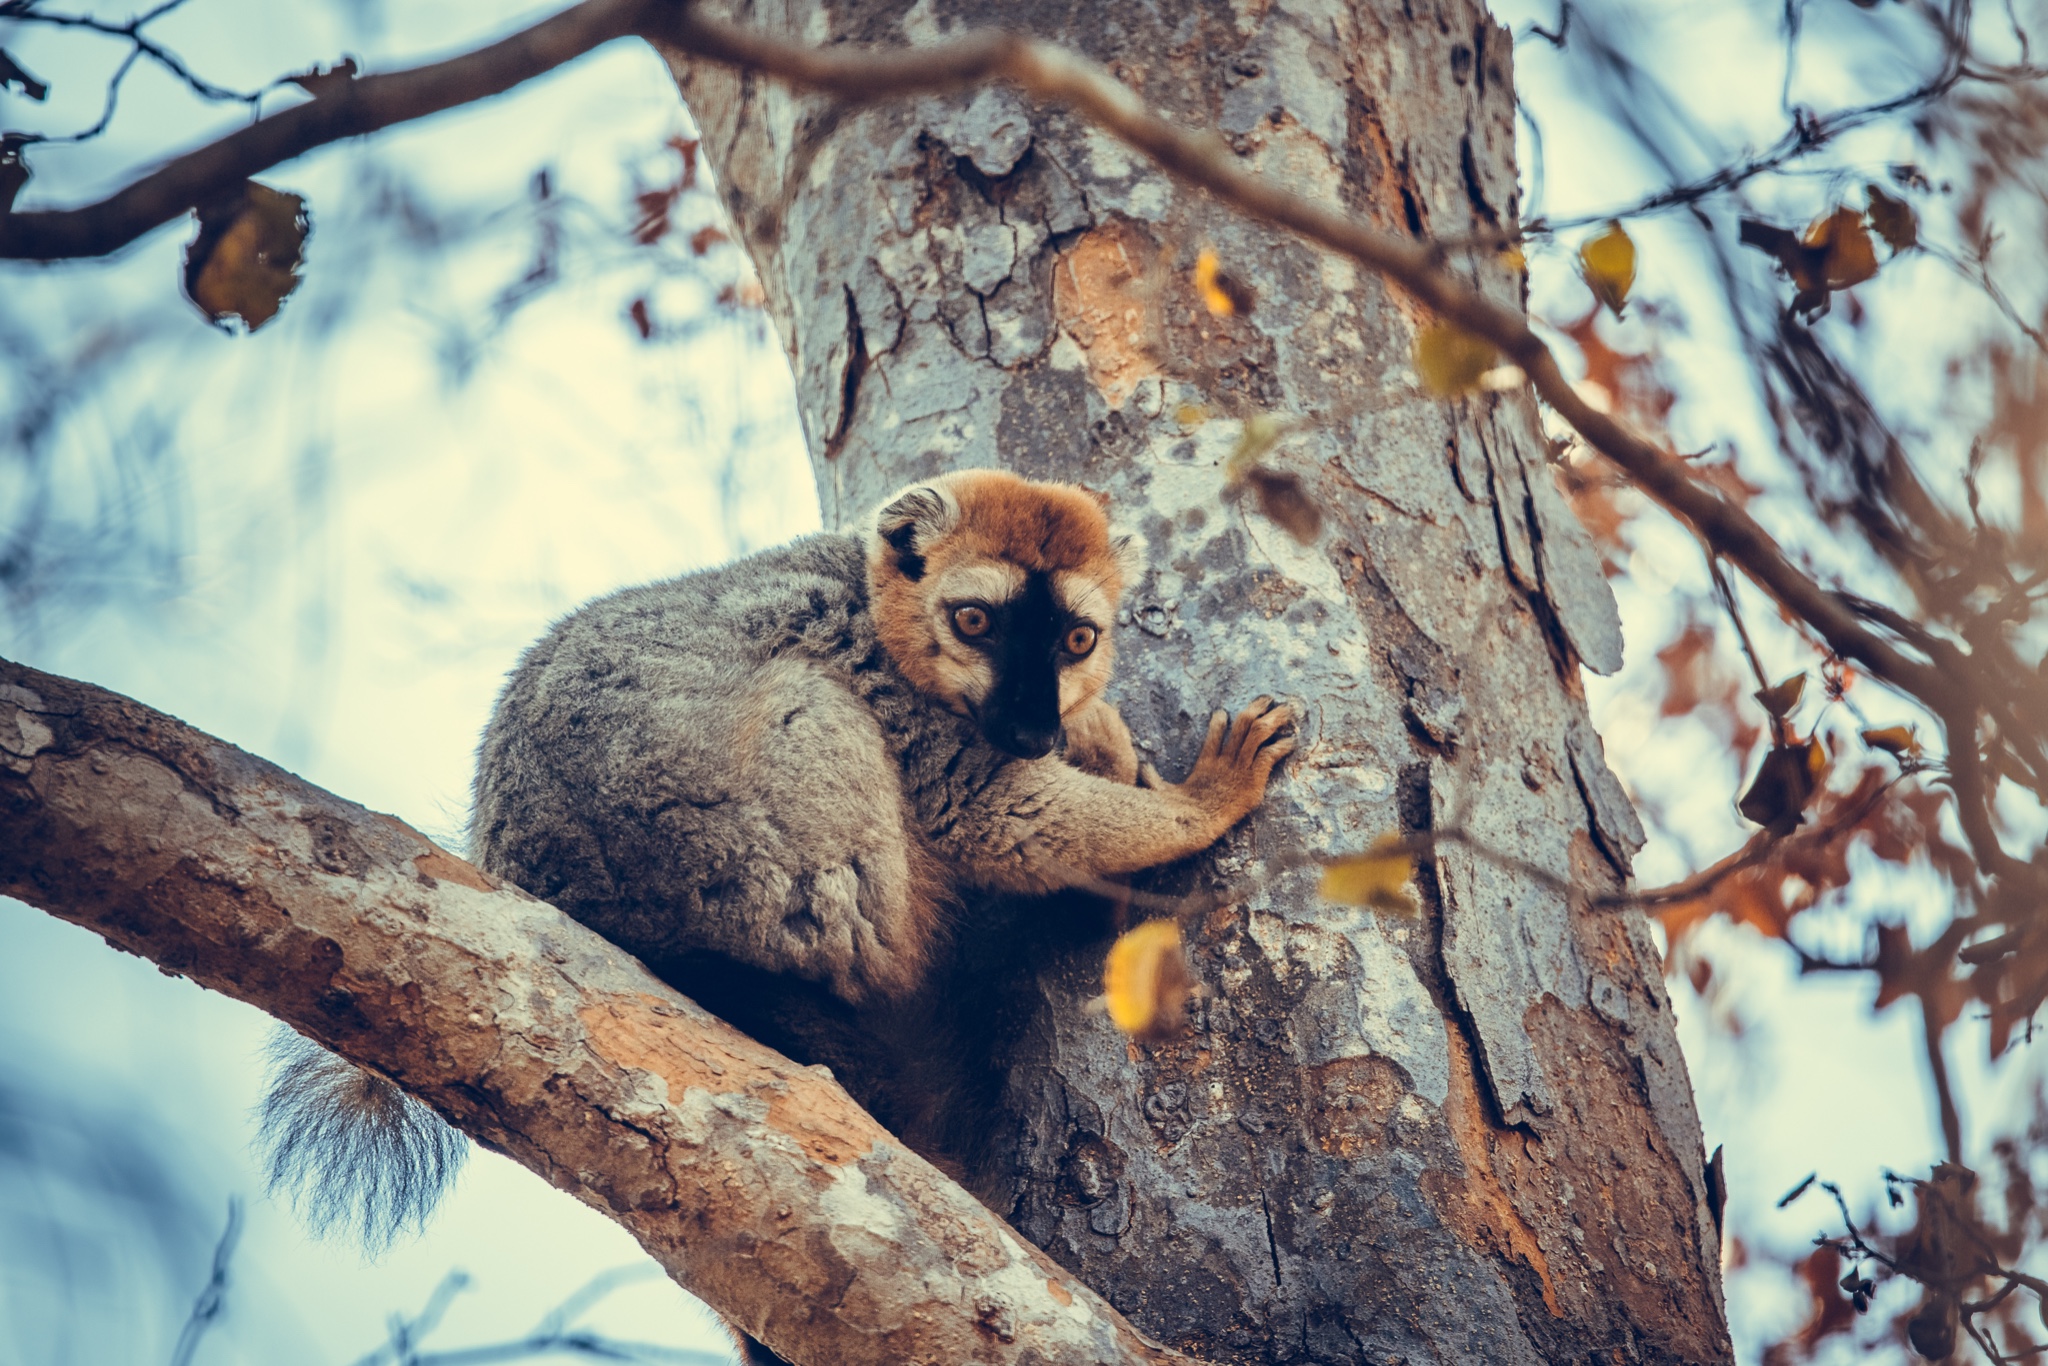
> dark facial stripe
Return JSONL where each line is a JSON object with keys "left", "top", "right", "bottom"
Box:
{"left": 979, "top": 570, "right": 1067, "bottom": 759}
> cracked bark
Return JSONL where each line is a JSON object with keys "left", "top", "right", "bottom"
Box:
{"left": 662, "top": 0, "right": 1732, "bottom": 1362}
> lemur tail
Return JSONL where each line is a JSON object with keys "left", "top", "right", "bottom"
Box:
{"left": 255, "top": 1029, "right": 468, "bottom": 1252}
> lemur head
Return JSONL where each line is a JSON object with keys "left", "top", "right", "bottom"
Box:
{"left": 869, "top": 470, "right": 1143, "bottom": 760}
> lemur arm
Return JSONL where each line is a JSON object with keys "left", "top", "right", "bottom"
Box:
{"left": 942, "top": 699, "right": 1294, "bottom": 894}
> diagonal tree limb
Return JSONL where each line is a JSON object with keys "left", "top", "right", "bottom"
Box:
{"left": 0, "top": 656, "right": 1205, "bottom": 1366}
{"left": 0, "top": 5, "right": 1988, "bottom": 802}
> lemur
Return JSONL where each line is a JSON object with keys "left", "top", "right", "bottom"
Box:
{"left": 262, "top": 471, "right": 1293, "bottom": 1351}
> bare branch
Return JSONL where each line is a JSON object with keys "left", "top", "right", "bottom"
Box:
{"left": 0, "top": 657, "right": 1204, "bottom": 1366}
{"left": 0, "top": 0, "right": 652, "bottom": 259}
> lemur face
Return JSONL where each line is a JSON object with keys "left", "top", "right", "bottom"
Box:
{"left": 869, "top": 471, "right": 1140, "bottom": 760}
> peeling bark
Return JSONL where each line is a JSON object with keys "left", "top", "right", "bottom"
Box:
{"left": 661, "top": 1, "right": 1732, "bottom": 1361}
{"left": 0, "top": 662, "right": 1200, "bottom": 1366}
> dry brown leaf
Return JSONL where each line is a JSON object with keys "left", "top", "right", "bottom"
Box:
{"left": 183, "top": 181, "right": 309, "bottom": 332}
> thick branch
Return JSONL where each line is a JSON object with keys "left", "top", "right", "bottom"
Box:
{"left": 0, "top": 657, "right": 1201, "bottom": 1366}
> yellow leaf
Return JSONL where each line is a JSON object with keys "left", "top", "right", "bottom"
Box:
{"left": 1413, "top": 323, "right": 1498, "bottom": 397}
{"left": 1193, "top": 248, "right": 1254, "bottom": 317}
{"left": 1102, "top": 920, "right": 1198, "bottom": 1042}
{"left": 1174, "top": 402, "right": 1210, "bottom": 428}
{"left": 1223, "top": 412, "right": 1292, "bottom": 479}
{"left": 1861, "top": 724, "right": 1923, "bottom": 760}
{"left": 1499, "top": 243, "right": 1527, "bottom": 272}
{"left": 1578, "top": 220, "right": 1636, "bottom": 316}
{"left": 1319, "top": 835, "right": 1417, "bottom": 914}
{"left": 1803, "top": 207, "right": 1878, "bottom": 289}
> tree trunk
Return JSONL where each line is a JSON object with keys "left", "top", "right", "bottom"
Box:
{"left": 662, "top": 3, "right": 1732, "bottom": 1362}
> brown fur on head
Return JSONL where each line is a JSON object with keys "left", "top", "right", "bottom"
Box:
{"left": 869, "top": 470, "right": 1142, "bottom": 759}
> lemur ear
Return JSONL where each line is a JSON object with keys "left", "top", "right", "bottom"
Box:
{"left": 874, "top": 484, "right": 959, "bottom": 582}
{"left": 1110, "top": 529, "right": 1148, "bottom": 585}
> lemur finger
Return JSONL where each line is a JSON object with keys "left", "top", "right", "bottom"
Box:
{"left": 1220, "top": 698, "right": 1275, "bottom": 761}
{"left": 1243, "top": 703, "right": 1294, "bottom": 751}
{"left": 1199, "top": 708, "right": 1229, "bottom": 760}
{"left": 1251, "top": 733, "right": 1299, "bottom": 777}
{"left": 1138, "top": 762, "right": 1166, "bottom": 789}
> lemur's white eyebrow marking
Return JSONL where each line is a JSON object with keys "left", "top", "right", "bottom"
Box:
{"left": 937, "top": 560, "right": 1027, "bottom": 605}
{"left": 1053, "top": 570, "right": 1115, "bottom": 626}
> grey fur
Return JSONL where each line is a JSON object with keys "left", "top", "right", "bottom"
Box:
{"left": 255, "top": 1029, "right": 468, "bottom": 1252}
{"left": 470, "top": 532, "right": 1014, "bottom": 1003}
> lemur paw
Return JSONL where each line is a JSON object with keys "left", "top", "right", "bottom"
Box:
{"left": 1061, "top": 696, "right": 1141, "bottom": 785}
{"left": 1172, "top": 697, "right": 1296, "bottom": 830}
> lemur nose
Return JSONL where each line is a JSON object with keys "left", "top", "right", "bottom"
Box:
{"left": 1000, "top": 725, "right": 1060, "bottom": 760}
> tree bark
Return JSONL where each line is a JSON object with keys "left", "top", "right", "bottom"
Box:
{"left": 661, "top": 2, "right": 1733, "bottom": 1361}
{"left": 0, "top": 658, "right": 1201, "bottom": 1366}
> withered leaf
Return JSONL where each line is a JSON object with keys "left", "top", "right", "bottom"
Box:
{"left": 1865, "top": 183, "right": 1918, "bottom": 253}
{"left": 183, "top": 181, "right": 309, "bottom": 332}
{"left": 1740, "top": 208, "right": 1879, "bottom": 319}
{"left": 1414, "top": 322, "right": 1498, "bottom": 396}
{"left": 1861, "top": 723, "right": 1922, "bottom": 759}
{"left": 1578, "top": 220, "right": 1636, "bottom": 317}
{"left": 1737, "top": 737, "right": 1825, "bottom": 835}
{"left": 1320, "top": 835, "right": 1418, "bottom": 915}
{"left": 1754, "top": 672, "right": 1807, "bottom": 718}
{"left": 1806, "top": 207, "right": 1878, "bottom": 289}
{"left": 288, "top": 56, "right": 358, "bottom": 99}
{"left": 0, "top": 48, "right": 49, "bottom": 101}
{"left": 1240, "top": 465, "right": 1324, "bottom": 544}
{"left": 1102, "top": 919, "right": 1199, "bottom": 1043}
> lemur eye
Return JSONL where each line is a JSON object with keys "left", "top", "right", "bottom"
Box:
{"left": 1065, "top": 625, "right": 1099, "bottom": 657}
{"left": 952, "top": 605, "right": 991, "bottom": 638}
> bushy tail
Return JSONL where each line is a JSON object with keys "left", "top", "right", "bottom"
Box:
{"left": 255, "top": 1029, "right": 468, "bottom": 1252}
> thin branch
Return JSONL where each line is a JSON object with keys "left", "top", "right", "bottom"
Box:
{"left": 168, "top": 1197, "right": 243, "bottom": 1366}
{"left": 1, "top": 0, "right": 263, "bottom": 107}
{"left": 0, "top": 0, "right": 653, "bottom": 258}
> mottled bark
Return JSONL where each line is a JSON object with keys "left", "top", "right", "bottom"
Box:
{"left": 661, "top": 2, "right": 1733, "bottom": 1361}
{"left": 0, "top": 660, "right": 1199, "bottom": 1366}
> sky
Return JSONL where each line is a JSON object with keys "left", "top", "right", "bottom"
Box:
{"left": 0, "top": 0, "right": 2039, "bottom": 1362}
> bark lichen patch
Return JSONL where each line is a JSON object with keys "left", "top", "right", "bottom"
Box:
{"left": 579, "top": 994, "right": 878, "bottom": 1169}
{"left": 1051, "top": 219, "right": 1161, "bottom": 409}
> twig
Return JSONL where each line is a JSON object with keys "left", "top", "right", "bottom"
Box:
{"left": 168, "top": 1197, "right": 242, "bottom": 1366}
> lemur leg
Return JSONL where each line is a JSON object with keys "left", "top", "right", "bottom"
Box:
{"left": 1059, "top": 694, "right": 1140, "bottom": 785}
{"left": 945, "top": 699, "right": 1295, "bottom": 893}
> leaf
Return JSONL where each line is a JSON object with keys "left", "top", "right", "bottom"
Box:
{"left": 183, "top": 181, "right": 310, "bottom": 333}
{"left": 0, "top": 48, "right": 49, "bottom": 101}
{"left": 1803, "top": 207, "right": 1878, "bottom": 290}
{"left": 1102, "top": 920, "right": 1198, "bottom": 1043}
{"left": 1240, "top": 465, "right": 1323, "bottom": 544}
{"left": 1320, "top": 835, "right": 1417, "bottom": 915}
{"left": 288, "top": 56, "right": 358, "bottom": 99}
{"left": 1754, "top": 672, "right": 1807, "bottom": 719}
{"left": 1193, "top": 247, "right": 1255, "bottom": 317}
{"left": 1414, "top": 322, "right": 1498, "bottom": 396}
{"left": 1861, "top": 724, "right": 1923, "bottom": 760}
{"left": 1740, "top": 208, "right": 1880, "bottom": 319}
{"left": 1223, "top": 413, "right": 1292, "bottom": 477}
{"left": 1577, "top": 220, "right": 1636, "bottom": 316}
{"left": 1173, "top": 403, "right": 1210, "bottom": 428}
{"left": 1865, "top": 183, "right": 1918, "bottom": 253}
{"left": 1736, "top": 738, "right": 1824, "bottom": 835}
